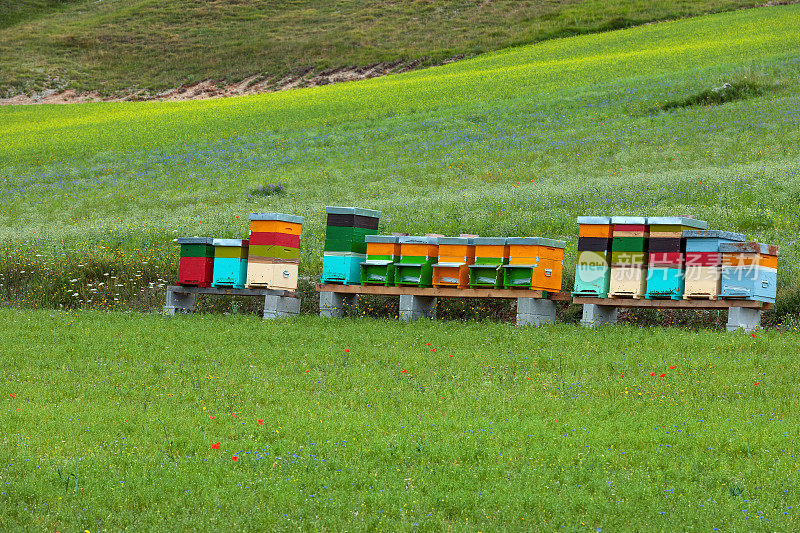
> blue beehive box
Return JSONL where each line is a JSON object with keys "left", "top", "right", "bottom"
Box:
{"left": 644, "top": 267, "right": 684, "bottom": 300}
{"left": 719, "top": 242, "right": 779, "bottom": 303}
{"left": 321, "top": 252, "right": 367, "bottom": 285}
{"left": 211, "top": 238, "right": 248, "bottom": 289}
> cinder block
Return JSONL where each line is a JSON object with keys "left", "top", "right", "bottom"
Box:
{"left": 516, "top": 298, "right": 556, "bottom": 316}
{"left": 580, "top": 303, "right": 618, "bottom": 327}
{"left": 726, "top": 307, "right": 762, "bottom": 332}
{"left": 319, "top": 291, "right": 358, "bottom": 318}
{"left": 399, "top": 294, "right": 437, "bottom": 321}
{"left": 263, "top": 295, "right": 301, "bottom": 319}
{"left": 164, "top": 290, "right": 196, "bottom": 315}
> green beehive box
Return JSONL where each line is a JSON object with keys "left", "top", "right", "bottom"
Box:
{"left": 361, "top": 235, "right": 399, "bottom": 286}
{"left": 394, "top": 236, "right": 438, "bottom": 287}
{"left": 502, "top": 265, "right": 535, "bottom": 289}
{"left": 469, "top": 237, "right": 507, "bottom": 288}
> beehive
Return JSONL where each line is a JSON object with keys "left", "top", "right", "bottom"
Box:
{"left": 432, "top": 237, "right": 476, "bottom": 288}
{"left": 469, "top": 237, "right": 509, "bottom": 288}
{"left": 608, "top": 216, "right": 647, "bottom": 298}
{"left": 719, "top": 242, "right": 779, "bottom": 303}
{"left": 247, "top": 213, "right": 304, "bottom": 290}
{"left": 177, "top": 237, "right": 215, "bottom": 287}
{"left": 211, "top": 239, "right": 249, "bottom": 289}
{"left": 574, "top": 216, "right": 613, "bottom": 298}
{"left": 503, "top": 237, "right": 565, "bottom": 292}
{"left": 394, "top": 236, "right": 439, "bottom": 287}
{"left": 321, "top": 207, "right": 380, "bottom": 285}
{"left": 683, "top": 230, "right": 745, "bottom": 300}
{"left": 644, "top": 217, "right": 707, "bottom": 300}
{"left": 361, "top": 235, "right": 401, "bottom": 286}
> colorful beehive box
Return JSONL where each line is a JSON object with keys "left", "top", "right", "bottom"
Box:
{"left": 394, "top": 236, "right": 439, "bottom": 287}
{"left": 177, "top": 237, "right": 215, "bottom": 287}
{"left": 609, "top": 216, "right": 648, "bottom": 298}
{"left": 682, "top": 230, "right": 745, "bottom": 300}
{"left": 719, "top": 242, "right": 779, "bottom": 303}
{"left": 361, "top": 235, "right": 401, "bottom": 286}
{"left": 432, "top": 237, "right": 476, "bottom": 288}
{"left": 211, "top": 239, "right": 249, "bottom": 289}
{"left": 574, "top": 216, "right": 613, "bottom": 298}
{"left": 469, "top": 237, "right": 509, "bottom": 288}
{"left": 503, "top": 237, "right": 566, "bottom": 292}
{"left": 247, "top": 213, "right": 304, "bottom": 290}
{"left": 321, "top": 207, "right": 380, "bottom": 285}
{"left": 644, "top": 217, "right": 707, "bottom": 300}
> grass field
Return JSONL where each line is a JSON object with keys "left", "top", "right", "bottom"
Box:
{"left": 1, "top": 4, "right": 799, "bottom": 320}
{"left": 0, "top": 0, "right": 772, "bottom": 96}
{"left": 1, "top": 308, "right": 798, "bottom": 530}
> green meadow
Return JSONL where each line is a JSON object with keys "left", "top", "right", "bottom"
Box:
{"left": 2, "top": 4, "right": 800, "bottom": 318}
{"left": 1, "top": 309, "right": 798, "bottom": 530}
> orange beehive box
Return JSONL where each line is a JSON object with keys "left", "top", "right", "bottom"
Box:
{"left": 432, "top": 237, "right": 475, "bottom": 288}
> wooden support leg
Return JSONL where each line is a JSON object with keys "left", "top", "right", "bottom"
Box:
{"left": 580, "top": 303, "right": 618, "bottom": 327}
{"left": 399, "top": 294, "right": 437, "bottom": 322}
{"left": 164, "top": 289, "right": 196, "bottom": 315}
{"left": 516, "top": 298, "right": 556, "bottom": 326}
{"left": 319, "top": 291, "right": 358, "bottom": 318}
{"left": 263, "top": 295, "right": 301, "bottom": 319}
{"left": 726, "top": 307, "right": 762, "bottom": 332}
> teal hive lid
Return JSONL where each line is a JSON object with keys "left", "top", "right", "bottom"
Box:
{"left": 249, "top": 212, "right": 305, "bottom": 224}
{"left": 506, "top": 237, "right": 566, "bottom": 248}
{"left": 647, "top": 217, "right": 707, "bottom": 229}
{"left": 365, "top": 235, "right": 399, "bottom": 243}
{"left": 212, "top": 238, "right": 245, "bottom": 247}
{"left": 438, "top": 237, "right": 475, "bottom": 245}
{"left": 325, "top": 206, "right": 381, "bottom": 218}
{"left": 474, "top": 237, "right": 507, "bottom": 245}
{"left": 611, "top": 216, "right": 647, "bottom": 225}
{"left": 177, "top": 237, "right": 213, "bottom": 245}
{"left": 399, "top": 236, "right": 438, "bottom": 244}
{"left": 577, "top": 216, "right": 612, "bottom": 224}
{"left": 719, "top": 242, "right": 780, "bottom": 256}
{"left": 683, "top": 230, "right": 745, "bottom": 241}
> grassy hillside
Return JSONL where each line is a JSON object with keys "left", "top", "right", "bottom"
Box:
{"left": 0, "top": 0, "right": 773, "bottom": 96}
{"left": 2, "top": 308, "right": 799, "bottom": 530}
{"left": 2, "top": 4, "right": 800, "bottom": 319}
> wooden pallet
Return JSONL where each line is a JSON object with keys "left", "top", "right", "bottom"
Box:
{"left": 316, "top": 283, "right": 571, "bottom": 301}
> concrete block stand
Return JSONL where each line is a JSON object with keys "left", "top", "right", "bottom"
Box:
{"left": 163, "top": 290, "right": 196, "bottom": 315}
{"left": 726, "top": 307, "right": 763, "bottom": 332}
{"left": 319, "top": 291, "right": 359, "bottom": 318}
{"left": 580, "top": 303, "right": 618, "bottom": 327}
{"left": 399, "top": 294, "right": 437, "bottom": 322}
{"left": 516, "top": 298, "right": 556, "bottom": 326}
{"left": 263, "top": 294, "right": 301, "bottom": 319}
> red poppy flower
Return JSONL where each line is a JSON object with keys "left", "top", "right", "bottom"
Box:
{"left": 232, "top": 455, "right": 238, "bottom": 461}
{"left": 344, "top": 349, "right": 350, "bottom": 353}
{"left": 231, "top": 413, "right": 237, "bottom": 418}
{"left": 650, "top": 372, "right": 655, "bottom": 376}
{"left": 754, "top": 382, "right": 760, "bottom": 385}
{"left": 212, "top": 442, "right": 220, "bottom": 449}
{"left": 235, "top": 216, "right": 239, "bottom": 219}
{"left": 751, "top": 333, "right": 757, "bottom": 338}
{"left": 430, "top": 349, "right": 436, "bottom": 352}
{"left": 669, "top": 366, "right": 675, "bottom": 369}
{"left": 209, "top": 415, "right": 215, "bottom": 420}
{"left": 448, "top": 354, "right": 454, "bottom": 357}
{"left": 426, "top": 343, "right": 431, "bottom": 346}
{"left": 9, "top": 394, "right": 15, "bottom": 398}
{"left": 258, "top": 419, "right": 264, "bottom": 425}
{"left": 304, "top": 369, "right": 310, "bottom": 374}
{"left": 402, "top": 369, "right": 408, "bottom": 373}
{"left": 660, "top": 374, "right": 665, "bottom": 377}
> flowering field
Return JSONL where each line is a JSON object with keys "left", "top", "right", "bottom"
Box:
{"left": 2, "top": 5, "right": 800, "bottom": 319}
{"left": 1, "top": 308, "right": 798, "bottom": 530}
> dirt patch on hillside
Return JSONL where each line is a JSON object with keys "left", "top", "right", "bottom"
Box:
{"left": 0, "top": 56, "right": 464, "bottom": 106}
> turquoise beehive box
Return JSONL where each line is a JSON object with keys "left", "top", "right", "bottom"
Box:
{"left": 211, "top": 238, "right": 249, "bottom": 289}
{"left": 321, "top": 252, "right": 367, "bottom": 285}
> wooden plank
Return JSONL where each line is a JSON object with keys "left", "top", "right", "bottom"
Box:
{"left": 167, "top": 285, "right": 297, "bottom": 298}
{"left": 315, "top": 283, "right": 556, "bottom": 299}
{"left": 572, "top": 296, "right": 769, "bottom": 310}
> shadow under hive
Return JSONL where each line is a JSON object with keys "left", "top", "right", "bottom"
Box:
{"left": 608, "top": 216, "right": 648, "bottom": 298}
{"left": 177, "top": 237, "right": 215, "bottom": 287}
{"left": 469, "top": 237, "right": 509, "bottom": 289}
{"left": 719, "top": 242, "right": 779, "bottom": 303}
{"left": 395, "top": 236, "right": 439, "bottom": 287}
{"left": 573, "top": 216, "right": 613, "bottom": 298}
{"left": 361, "top": 235, "right": 401, "bottom": 286}
{"left": 321, "top": 207, "right": 380, "bottom": 285}
{"left": 432, "top": 237, "right": 476, "bottom": 288}
{"left": 246, "top": 212, "right": 304, "bottom": 291}
{"left": 211, "top": 239, "right": 249, "bottom": 289}
{"left": 682, "top": 230, "right": 745, "bottom": 300}
{"left": 503, "top": 237, "right": 566, "bottom": 292}
{"left": 644, "top": 217, "right": 707, "bottom": 300}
